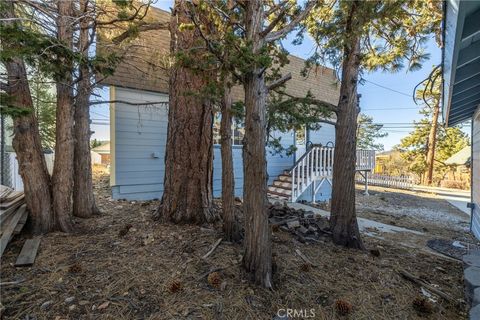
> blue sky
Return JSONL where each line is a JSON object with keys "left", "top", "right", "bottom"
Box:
{"left": 91, "top": 1, "right": 466, "bottom": 150}
{"left": 282, "top": 36, "right": 445, "bottom": 150}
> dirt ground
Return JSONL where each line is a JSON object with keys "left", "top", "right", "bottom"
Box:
{"left": 355, "top": 186, "right": 471, "bottom": 242}
{"left": 0, "top": 172, "right": 470, "bottom": 319}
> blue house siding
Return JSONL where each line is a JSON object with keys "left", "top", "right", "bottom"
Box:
{"left": 212, "top": 146, "right": 244, "bottom": 197}
{"left": 308, "top": 123, "right": 335, "bottom": 146}
{"left": 111, "top": 86, "right": 334, "bottom": 201}
{"left": 296, "top": 179, "right": 332, "bottom": 203}
{"left": 212, "top": 131, "right": 295, "bottom": 197}
{"left": 111, "top": 87, "right": 168, "bottom": 200}
{"left": 111, "top": 87, "right": 297, "bottom": 200}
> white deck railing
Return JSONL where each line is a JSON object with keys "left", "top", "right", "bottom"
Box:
{"left": 290, "top": 147, "right": 375, "bottom": 202}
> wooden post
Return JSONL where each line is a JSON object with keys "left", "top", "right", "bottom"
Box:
{"left": 364, "top": 170, "right": 369, "bottom": 195}
{"left": 312, "top": 180, "right": 316, "bottom": 203}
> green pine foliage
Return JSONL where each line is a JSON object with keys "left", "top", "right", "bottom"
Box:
{"left": 304, "top": 0, "right": 441, "bottom": 75}
{"left": 31, "top": 72, "right": 56, "bottom": 150}
{"left": 356, "top": 113, "right": 387, "bottom": 151}
{"left": 398, "top": 66, "right": 469, "bottom": 183}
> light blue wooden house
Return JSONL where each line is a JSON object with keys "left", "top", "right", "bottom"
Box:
{"left": 99, "top": 7, "right": 375, "bottom": 203}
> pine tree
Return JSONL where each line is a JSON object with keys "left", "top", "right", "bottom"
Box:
{"left": 357, "top": 114, "right": 387, "bottom": 151}
{"left": 305, "top": 0, "right": 441, "bottom": 248}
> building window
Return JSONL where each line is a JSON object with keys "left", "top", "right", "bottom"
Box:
{"left": 213, "top": 115, "right": 244, "bottom": 146}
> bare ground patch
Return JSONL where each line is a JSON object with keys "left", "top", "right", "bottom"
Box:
{"left": 0, "top": 174, "right": 468, "bottom": 319}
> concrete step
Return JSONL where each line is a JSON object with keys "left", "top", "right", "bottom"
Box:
{"left": 272, "top": 180, "right": 292, "bottom": 189}
{"left": 267, "top": 190, "right": 291, "bottom": 200}
{"left": 277, "top": 175, "right": 292, "bottom": 182}
{"left": 268, "top": 186, "right": 292, "bottom": 195}
{"left": 268, "top": 188, "right": 290, "bottom": 200}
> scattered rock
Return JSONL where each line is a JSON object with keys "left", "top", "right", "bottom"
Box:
{"left": 69, "top": 305, "right": 76, "bottom": 311}
{"left": 41, "top": 300, "right": 53, "bottom": 310}
{"left": 286, "top": 220, "right": 300, "bottom": 229}
{"left": 142, "top": 234, "right": 154, "bottom": 246}
{"left": 298, "top": 225, "right": 308, "bottom": 234}
{"left": 78, "top": 300, "right": 90, "bottom": 306}
{"left": 64, "top": 297, "right": 75, "bottom": 304}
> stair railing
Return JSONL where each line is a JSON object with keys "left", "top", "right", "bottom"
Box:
{"left": 291, "top": 146, "right": 334, "bottom": 202}
{"left": 290, "top": 147, "right": 376, "bottom": 202}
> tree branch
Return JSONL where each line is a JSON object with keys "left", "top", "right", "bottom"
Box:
{"left": 277, "top": 90, "right": 338, "bottom": 114}
{"left": 260, "top": 4, "right": 290, "bottom": 37}
{"left": 112, "top": 21, "right": 169, "bottom": 44}
{"left": 89, "top": 100, "right": 168, "bottom": 106}
{"left": 264, "top": 1, "right": 316, "bottom": 43}
{"left": 266, "top": 72, "right": 292, "bottom": 91}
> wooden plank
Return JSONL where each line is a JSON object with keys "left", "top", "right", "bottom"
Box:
{"left": 0, "top": 194, "right": 25, "bottom": 209}
{"left": 15, "top": 237, "right": 41, "bottom": 267}
{"left": 13, "top": 211, "right": 28, "bottom": 235}
{"left": 0, "top": 185, "right": 13, "bottom": 201}
{"left": 0, "top": 204, "right": 27, "bottom": 258}
{"left": 1, "top": 191, "right": 23, "bottom": 204}
{"left": 0, "top": 199, "right": 24, "bottom": 226}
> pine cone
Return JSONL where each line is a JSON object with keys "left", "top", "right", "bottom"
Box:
{"left": 207, "top": 272, "right": 222, "bottom": 289}
{"left": 167, "top": 280, "right": 182, "bottom": 293}
{"left": 335, "top": 299, "right": 352, "bottom": 315}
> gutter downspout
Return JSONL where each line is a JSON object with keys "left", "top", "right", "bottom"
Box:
{"left": 441, "top": 0, "right": 447, "bottom": 125}
{"left": 470, "top": 121, "right": 474, "bottom": 232}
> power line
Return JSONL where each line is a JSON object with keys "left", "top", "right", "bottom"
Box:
{"left": 90, "top": 110, "right": 109, "bottom": 119}
{"left": 363, "top": 79, "right": 412, "bottom": 97}
{"left": 362, "top": 107, "right": 419, "bottom": 111}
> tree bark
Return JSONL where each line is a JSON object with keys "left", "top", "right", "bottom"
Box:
{"left": 242, "top": 0, "right": 272, "bottom": 288}
{"left": 220, "top": 81, "right": 240, "bottom": 242}
{"left": 425, "top": 101, "right": 440, "bottom": 185}
{"left": 158, "top": 0, "right": 216, "bottom": 224}
{"left": 51, "top": 0, "right": 74, "bottom": 232}
{"left": 1, "top": 2, "right": 54, "bottom": 234}
{"left": 330, "top": 1, "right": 365, "bottom": 250}
{"left": 73, "top": 0, "right": 101, "bottom": 218}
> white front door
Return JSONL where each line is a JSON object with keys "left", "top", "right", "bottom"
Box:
{"left": 295, "top": 127, "right": 307, "bottom": 161}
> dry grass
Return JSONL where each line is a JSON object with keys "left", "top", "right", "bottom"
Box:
{"left": 0, "top": 173, "right": 467, "bottom": 319}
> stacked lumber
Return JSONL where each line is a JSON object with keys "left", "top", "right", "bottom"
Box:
{"left": 0, "top": 185, "right": 28, "bottom": 258}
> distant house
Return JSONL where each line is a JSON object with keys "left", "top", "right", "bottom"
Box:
{"left": 374, "top": 151, "right": 396, "bottom": 174}
{"left": 443, "top": 0, "right": 480, "bottom": 237}
{"left": 92, "top": 142, "right": 111, "bottom": 165}
{"left": 444, "top": 146, "right": 471, "bottom": 189}
{"left": 98, "top": 7, "right": 375, "bottom": 201}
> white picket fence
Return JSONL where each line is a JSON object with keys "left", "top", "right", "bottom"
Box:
{"left": 356, "top": 173, "right": 413, "bottom": 190}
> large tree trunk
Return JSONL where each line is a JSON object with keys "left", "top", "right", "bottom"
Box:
{"left": 425, "top": 101, "right": 440, "bottom": 185}
{"left": 73, "top": 0, "right": 101, "bottom": 218}
{"left": 158, "top": 0, "right": 215, "bottom": 224}
{"left": 242, "top": 0, "right": 272, "bottom": 288}
{"left": 1, "top": 2, "right": 54, "bottom": 234}
{"left": 51, "top": 0, "right": 74, "bottom": 232}
{"left": 220, "top": 81, "right": 240, "bottom": 242}
{"left": 330, "top": 2, "right": 364, "bottom": 249}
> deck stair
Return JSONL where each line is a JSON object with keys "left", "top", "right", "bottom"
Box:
{"left": 267, "top": 147, "right": 375, "bottom": 202}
